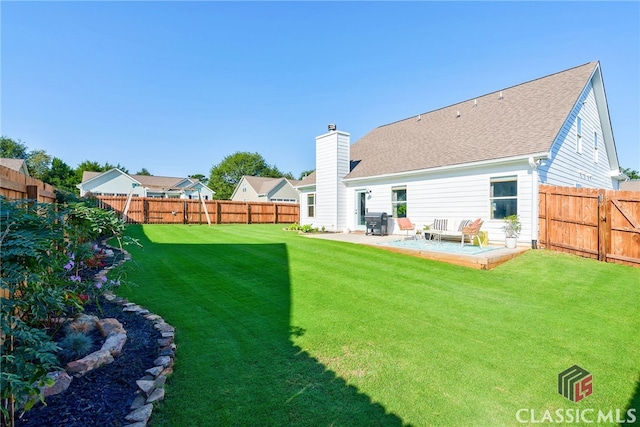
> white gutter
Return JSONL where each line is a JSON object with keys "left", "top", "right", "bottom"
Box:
{"left": 528, "top": 156, "right": 540, "bottom": 249}
{"left": 342, "top": 152, "right": 552, "bottom": 183}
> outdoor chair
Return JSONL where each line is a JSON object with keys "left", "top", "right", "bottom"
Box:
{"left": 461, "top": 218, "right": 484, "bottom": 248}
{"left": 396, "top": 217, "right": 416, "bottom": 240}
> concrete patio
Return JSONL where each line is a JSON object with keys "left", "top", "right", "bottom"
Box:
{"left": 302, "top": 232, "right": 529, "bottom": 270}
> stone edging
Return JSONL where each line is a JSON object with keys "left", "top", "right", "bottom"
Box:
{"left": 103, "top": 241, "right": 177, "bottom": 427}
{"left": 103, "top": 291, "right": 176, "bottom": 427}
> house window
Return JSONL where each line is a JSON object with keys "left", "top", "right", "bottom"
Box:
{"left": 307, "top": 194, "right": 315, "bottom": 218}
{"left": 576, "top": 117, "right": 583, "bottom": 154}
{"left": 593, "top": 132, "right": 599, "bottom": 163}
{"left": 490, "top": 177, "right": 517, "bottom": 219}
{"left": 242, "top": 186, "right": 247, "bottom": 193}
{"left": 392, "top": 187, "right": 407, "bottom": 218}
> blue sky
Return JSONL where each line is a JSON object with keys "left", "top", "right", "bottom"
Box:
{"left": 2, "top": 1, "right": 639, "bottom": 179}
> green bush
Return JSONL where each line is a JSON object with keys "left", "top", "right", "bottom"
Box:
{"left": 57, "top": 332, "right": 94, "bottom": 363}
{"left": 0, "top": 196, "right": 133, "bottom": 424}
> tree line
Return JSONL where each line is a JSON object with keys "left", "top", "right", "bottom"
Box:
{"left": 1, "top": 136, "right": 314, "bottom": 200}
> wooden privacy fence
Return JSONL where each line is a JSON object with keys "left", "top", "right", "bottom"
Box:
{"left": 538, "top": 185, "right": 640, "bottom": 268}
{"left": 96, "top": 196, "right": 299, "bottom": 225}
{"left": 0, "top": 165, "right": 57, "bottom": 203}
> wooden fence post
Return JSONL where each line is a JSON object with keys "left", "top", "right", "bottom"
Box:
{"left": 598, "top": 191, "right": 609, "bottom": 262}
{"left": 144, "top": 199, "right": 150, "bottom": 224}
{"left": 246, "top": 203, "right": 251, "bottom": 224}
{"left": 273, "top": 203, "right": 278, "bottom": 224}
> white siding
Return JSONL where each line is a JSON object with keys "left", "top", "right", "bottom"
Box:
{"left": 345, "top": 161, "right": 536, "bottom": 244}
{"left": 544, "top": 81, "right": 615, "bottom": 189}
{"left": 269, "top": 181, "right": 300, "bottom": 203}
{"left": 315, "top": 131, "right": 350, "bottom": 232}
{"left": 82, "top": 170, "right": 141, "bottom": 196}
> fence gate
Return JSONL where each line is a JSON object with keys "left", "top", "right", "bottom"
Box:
{"left": 539, "top": 185, "right": 640, "bottom": 268}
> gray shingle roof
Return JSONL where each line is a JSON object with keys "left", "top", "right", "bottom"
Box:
{"left": 243, "top": 176, "right": 301, "bottom": 194}
{"left": 345, "top": 61, "right": 598, "bottom": 180}
{"left": 81, "top": 169, "right": 203, "bottom": 190}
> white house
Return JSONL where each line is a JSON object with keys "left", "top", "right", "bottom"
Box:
{"left": 230, "top": 175, "right": 301, "bottom": 203}
{"left": 78, "top": 168, "right": 215, "bottom": 199}
{"left": 296, "top": 62, "right": 625, "bottom": 247}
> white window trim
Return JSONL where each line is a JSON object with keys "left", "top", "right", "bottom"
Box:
{"left": 489, "top": 176, "right": 518, "bottom": 220}
{"left": 307, "top": 193, "right": 315, "bottom": 218}
{"left": 391, "top": 187, "right": 407, "bottom": 218}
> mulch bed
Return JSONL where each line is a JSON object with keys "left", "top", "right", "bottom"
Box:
{"left": 16, "top": 242, "right": 162, "bottom": 427}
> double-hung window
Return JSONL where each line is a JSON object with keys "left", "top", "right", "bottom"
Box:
{"left": 490, "top": 177, "right": 517, "bottom": 219}
{"left": 307, "top": 194, "right": 315, "bottom": 218}
{"left": 392, "top": 187, "right": 407, "bottom": 218}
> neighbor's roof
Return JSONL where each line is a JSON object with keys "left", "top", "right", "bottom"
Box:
{"left": 620, "top": 180, "right": 640, "bottom": 192}
{"left": 0, "top": 158, "right": 29, "bottom": 175}
{"left": 242, "top": 176, "right": 301, "bottom": 195}
{"left": 344, "top": 61, "right": 599, "bottom": 180}
{"left": 81, "top": 170, "right": 205, "bottom": 191}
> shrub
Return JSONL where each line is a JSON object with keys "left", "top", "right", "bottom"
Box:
{"left": 57, "top": 332, "right": 94, "bottom": 363}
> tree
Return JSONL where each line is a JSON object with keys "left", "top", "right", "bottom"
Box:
{"left": 0, "top": 136, "right": 28, "bottom": 158}
{"left": 41, "top": 158, "right": 78, "bottom": 193}
{"left": 298, "top": 169, "right": 315, "bottom": 180}
{"left": 102, "top": 162, "right": 129, "bottom": 174}
{"left": 189, "top": 174, "right": 208, "bottom": 184}
{"left": 136, "top": 168, "right": 152, "bottom": 176}
{"left": 621, "top": 167, "right": 640, "bottom": 180}
{"left": 74, "top": 160, "right": 105, "bottom": 183}
{"left": 208, "top": 152, "right": 288, "bottom": 200}
{"left": 26, "top": 149, "right": 52, "bottom": 179}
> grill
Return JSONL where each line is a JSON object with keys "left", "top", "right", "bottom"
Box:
{"left": 365, "top": 212, "right": 388, "bottom": 236}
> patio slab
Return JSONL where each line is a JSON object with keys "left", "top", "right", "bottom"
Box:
{"left": 302, "top": 232, "right": 529, "bottom": 270}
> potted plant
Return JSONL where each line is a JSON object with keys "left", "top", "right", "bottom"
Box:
{"left": 502, "top": 214, "right": 521, "bottom": 248}
{"left": 423, "top": 225, "right": 431, "bottom": 240}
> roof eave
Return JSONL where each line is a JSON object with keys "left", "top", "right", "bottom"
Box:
{"left": 343, "top": 152, "right": 552, "bottom": 183}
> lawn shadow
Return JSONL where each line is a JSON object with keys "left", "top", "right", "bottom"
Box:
{"left": 625, "top": 374, "right": 640, "bottom": 426}
{"left": 132, "top": 229, "right": 407, "bottom": 426}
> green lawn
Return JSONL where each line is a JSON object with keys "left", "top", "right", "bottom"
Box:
{"left": 115, "top": 224, "right": 639, "bottom": 426}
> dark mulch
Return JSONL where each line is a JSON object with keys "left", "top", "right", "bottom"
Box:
{"left": 16, "top": 243, "right": 162, "bottom": 427}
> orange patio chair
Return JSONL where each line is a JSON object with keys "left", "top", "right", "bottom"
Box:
{"left": 461, "top": 218, "right": 484, "bottom": 248}
{"left": 396, "top": 217, "right": 416, "bottom": 240}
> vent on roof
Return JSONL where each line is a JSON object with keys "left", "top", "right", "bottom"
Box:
{"left": 456, "top": 110, "right": 460, "bottom": 118}
{"left": 417, "top": 114, "right": 421, "bottom": 121}
{"left": 473, "top": 99, "right": 477, "bottom": 107}
{"left": 328, "top": 124, "right": 337, "bottom": 131}
{"left": 499, "top": 91, "right": 504, "bottom": 100}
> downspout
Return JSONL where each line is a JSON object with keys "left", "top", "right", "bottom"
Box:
{"left": 528, "top": 157, "right": 539, "bottom": 249}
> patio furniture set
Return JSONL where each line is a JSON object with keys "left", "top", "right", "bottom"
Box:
{"left": 397, "top": 218, "right": 485, "bottom": 248}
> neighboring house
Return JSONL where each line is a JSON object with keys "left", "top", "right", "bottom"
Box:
{"left": 77, "top": 168, "right": 214, "bottom": 199}
{"left": 620, "top": 180, "right": 640, "bottom": 192}
{"left": 230, "top": 175, "right": 301, "bottom": 203}
{"left": 296, "top": 61, "right": 625, "bottom": 246}
{"left": 0, "top": 158, "right": 30, "bottom": 176}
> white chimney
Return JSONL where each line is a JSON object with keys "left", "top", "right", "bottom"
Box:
{"left": 315, "top": 126, "right": 350, "bottom": 232}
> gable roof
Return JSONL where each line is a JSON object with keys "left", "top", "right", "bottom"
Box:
{"left": 80, "top": 169, "right": 208, "bottom": 192}
{"left": 345, "top": 61, "right": 600, "bottom": 180}
{"left": 0, "top": 158, "right": 30, "bottom": 175}
{"left": 246, "top": 176, "right": 297, "bottom": 194}
{"left": 234, "top": 175, "right": 302, "bottom": 198}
